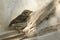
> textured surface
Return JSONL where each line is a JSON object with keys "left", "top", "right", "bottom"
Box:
{"left": 0, "top": 0, "right": 60, "bottom": 40}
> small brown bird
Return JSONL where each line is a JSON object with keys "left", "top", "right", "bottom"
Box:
{"left": 9, "top": 10, "right": 32, "bottom": 32}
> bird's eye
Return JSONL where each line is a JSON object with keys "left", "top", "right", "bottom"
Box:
{"left": 24, "top": 12, "right": 28, "bottom": 15}
{"left": 25, "top": 11, "right": 28, "bottom": 13}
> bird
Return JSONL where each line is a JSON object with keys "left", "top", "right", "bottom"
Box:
{"left": 9, "top": 10, "right": 32, "bottom": 32}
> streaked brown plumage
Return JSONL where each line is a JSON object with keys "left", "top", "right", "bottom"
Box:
{"left": 9, "top": 10, "right": 32, "bottom": 32}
